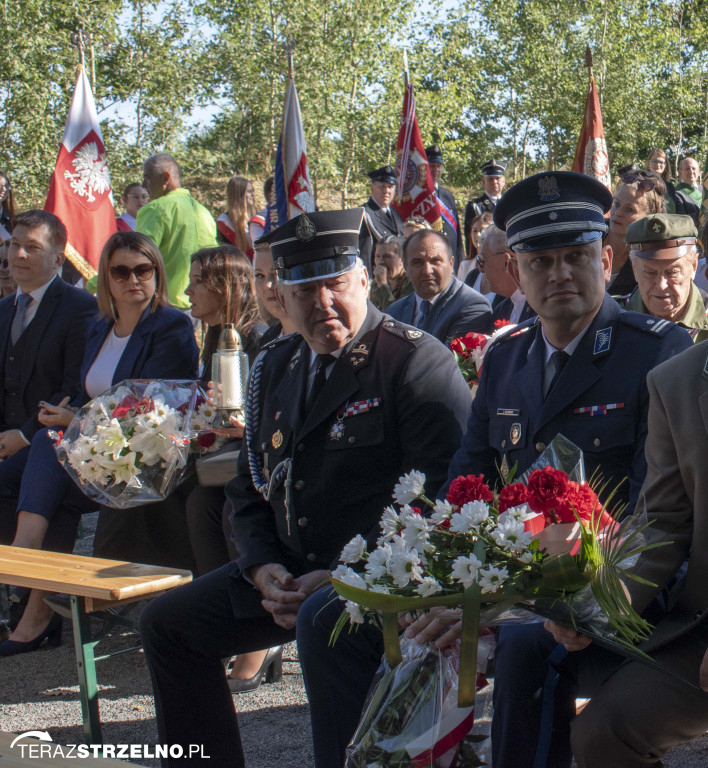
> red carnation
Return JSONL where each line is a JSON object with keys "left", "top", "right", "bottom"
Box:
{"left": 446, "top": 474, "right": 494, "bottom": 507}
{"left": 111, "top": 394, "right": 139, "bottom": 419}
{"left": 494, "top": 319, "right": 513, "bottom": 329}
{"left": 450, "top": 337, "right": 471, "bottom": 358}
{"left": 497, "top": 482, "right": 529, "bottom": 513}
{"left": 196, "top": 431, "right": 217, "bottom": 448}
{"left": 526, "top": 466, "right": 570, "bottom": 522}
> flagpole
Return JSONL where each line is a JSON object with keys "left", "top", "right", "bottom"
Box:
{"left": 403, "top": 49, "right": 410, "bottom": 88}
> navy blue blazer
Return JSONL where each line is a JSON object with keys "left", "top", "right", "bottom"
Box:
{"left": 386, "top": 275, "right": 492, "bottom": 345}
{"left": 0, "top": 276, "right": 96, "bottom": 438}
{"left": 446, "top": 294, "right": 693, "bottom": 514}
{"left": 75, "top": 303, "right": 199, "bottom": 405}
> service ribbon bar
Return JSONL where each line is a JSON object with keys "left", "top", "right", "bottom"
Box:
{"left": 573, "top": 402, "right": 625, "bottom": 416}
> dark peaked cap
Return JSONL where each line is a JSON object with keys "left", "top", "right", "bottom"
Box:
{"left": 257, "top": 208, "right": 364, "bottom": 285}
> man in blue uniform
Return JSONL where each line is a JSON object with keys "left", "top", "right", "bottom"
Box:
{"left": 445, "top": 171, "right": 693, "bottom": 768}
{"left": 464, "top": 159, "right": 506, "bottom": 255}
{"left": 360, "top": 166, "right": 405, "bottom": 273}
{"left": 139, "top": 208, "right": 472, "bottom": 768}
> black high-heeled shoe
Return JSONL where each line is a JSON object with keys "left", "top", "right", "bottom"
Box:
{"left": 0, "top": 613, "right": 62, "bottom": 657}
{"left": 228, "top": 646, "right": 283, "bottom": 694}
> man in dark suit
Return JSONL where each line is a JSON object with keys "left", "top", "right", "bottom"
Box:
{"left": 426, "top": 145, "right": 464, "bottom": 270}
{"left": 359, "top": 165, "right": 405, "bottom": 273}
{"left": 386, "top": 229, "right": 491, "bottom": 344}
{"left": 138, "top": 209, "right": 472, "bottom": 768}
{"left": 479, "top": 223, "right": 536, "bottom": 325}
{"left": 0, "top": 210, "right": 96, "bottom": 544}
{"left": 464, "top": 158, "right": 506, "bottom": 255}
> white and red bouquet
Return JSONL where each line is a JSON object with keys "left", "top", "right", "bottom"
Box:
{"left": 53, "top": 379, "right": 225, "bottom": 509}
{"left": 333, "top": 436, "right": 658, "bottom": 767}
{"left": 449, "top": 320, "right": 515, "bottom": 386}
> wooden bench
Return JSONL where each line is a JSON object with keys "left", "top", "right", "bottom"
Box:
{"left": 0, "top": 545, "right": 192, "bottom": 746}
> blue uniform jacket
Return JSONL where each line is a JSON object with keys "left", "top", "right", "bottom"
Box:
{"left": 75, "top": 303, "right": 199, "bottom": 405}
{"left": 446, "top": 294, "right": 693, "bottom": 514}
{"left": 387, "top": 276, "right": 492, "bottom": 345}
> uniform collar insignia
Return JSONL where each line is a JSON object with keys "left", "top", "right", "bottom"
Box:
{"left": 349, "top": 341, "right": 371, "bottom": 368}
{"left": 289, "top": 346, "right": 303, "bottom": 371}
{"left": 593, "top": 327, "right": 612, "bottom": 356}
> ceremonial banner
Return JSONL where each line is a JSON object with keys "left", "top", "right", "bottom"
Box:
{"left": 274, "top": 71, "right": 316, "bottom": 224}
{"left": 45, "top": 67, "right": 115, "bottom": 279}
{"left": 572, "top": 77, "right": 611, "bottom": 190}
{"left": 393, "top": 80, "right": 441, "bottom": 229}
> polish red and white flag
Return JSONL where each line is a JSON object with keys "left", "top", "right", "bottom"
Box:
{"left": 45, "top": 67, "right": 116, "bottom": 279}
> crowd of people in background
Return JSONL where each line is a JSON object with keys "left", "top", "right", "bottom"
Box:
{"left": 1, "top": 143, "right": 708, "bottom": 768}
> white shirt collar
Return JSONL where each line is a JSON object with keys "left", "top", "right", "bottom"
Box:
{"left": 16, "top": 273, "right": 57, "bottom": 305}
{"left": 540, "top": 323, "right": 590, "bottom": 365}
{"left": 308, "top": 345, "right": 345, "bottom": 369}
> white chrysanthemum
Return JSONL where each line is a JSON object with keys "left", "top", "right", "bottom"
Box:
{"left": 388, "top": 548, "right": 424, "bottom": 587}
{"left": 197, "top": 402, "right": 217, "bottom": 425}
{"left": 380, "top": 506, "right": 402, "bottom": 540}
{"left": 519, "top": 551, "right": 534, "bottom": 564}
{"left": 95, "top": 418, "right": 128, "bottom": 460}
{"left": 401, "top": 510, "right": 431, "bottom": 547}
{"left": 499, "top": 504, "right": 534, "bottom": 524}
{"left": 388, "top": 534, "right": 408, "bottom": 554}
{"left": 417, "top": 577, "right": 443, "bottom": 597}
{"left": 393, "top": 470, "right": 426, "bottom": 505}
{"left": 340, "top": 534, "right": 367, "bottom": 564}
{"left": 365, "top": 544, "right": 391, "bottom": 580}
{"left": 331, "top": 565, "right": 367, "bottom": 590}
{"left": 451, "top": 554, "right": 483, "bottom": 588}
{"left": 430, "top": 499, "right": 454, "bottom": 524}
{"left": 68, "top": 435, "right": 96, "bottom": 463}
{"left": 368, "top": 582, "right": 391, "bottom": 594}
{"left": 344, "top": 600, "right": 365, "bottom": 624}
{"left": 450, "top": 501, "right": 490, "bottom": 534}
{"left": 490, "top": 517, "right": 532, "bottom": 553}
{"left": 479, "top": 565, "right": 509, "bottom": 593}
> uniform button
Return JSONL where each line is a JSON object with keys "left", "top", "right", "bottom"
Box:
{"left": 8, "top": 356, "right": 13, "bottom": 361}
{"left": 535, "top": 442, "right": 546, "bottom": 452}
{"left": 261, "top": 442, "right": 267, "bottom": 451}
{"left": 593, "top": 438, "right": 601, "bottom": 448}
{"left": 296, "top": 442, "right": 305, "bottom": 453}
{"left": 306, "top": 553, "right": 317, "bottom": 562}
{"left": 348, "top": 436, "right": 356, "bottom": 445}
{"left": 298, "top": 517, "right": 308, "bottom": 527}
{"left": 294, "top": 479, "right": 305, "bottom": 491}
{"left": 501, "top": 439, "right": 507, "bottom": 448}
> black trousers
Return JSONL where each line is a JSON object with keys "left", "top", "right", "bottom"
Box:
{"left": 139, "top": 564, "right": 295, "bottom": 768}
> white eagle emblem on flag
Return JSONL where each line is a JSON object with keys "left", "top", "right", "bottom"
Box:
{"left": 64, "top": 142, "right": 111, "bottom": 203}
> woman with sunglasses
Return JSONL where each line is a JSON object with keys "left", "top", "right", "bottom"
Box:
{"left": 0, "top": 231, "right": 199, "bottom": 656}
{"left": 607, "top": 171, "right": 666, "bottom": 297}
{"left": 0, "top": 172, "right": 16, "bottom": 236}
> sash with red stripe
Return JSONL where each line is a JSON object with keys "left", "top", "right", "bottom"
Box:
{"left": 436, "top": 194, "right": 458, "bottom": 232}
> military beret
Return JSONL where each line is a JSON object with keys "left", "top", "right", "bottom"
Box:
{"left": 626, "top": 213, "right": 697, "bottom": 260}
{"left": 425, "top": 145, "right": 444, "bottom": 164}
{"left": 493, "top": 170, "right": 612, "bottom": 252}
{"left": 367, "top": 166, "right": 397, "bottom": 184}
{"left": 256, "top": 209, "right": 364, "bottom": 284}
{"left": 481, "top": 159, "right": 506, "bottom": 177}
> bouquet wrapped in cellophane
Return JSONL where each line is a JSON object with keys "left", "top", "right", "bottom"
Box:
{"left": 331, "top": 436, "right": 665, "bottom": 766}
{"left": 53, "top": 379, "right": 225, "bottom": 509}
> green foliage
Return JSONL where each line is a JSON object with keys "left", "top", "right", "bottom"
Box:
{"left": 4, "top": 0, "right": 708, "bottom": 209}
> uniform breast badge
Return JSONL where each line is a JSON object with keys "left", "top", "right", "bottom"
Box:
{"left": 510, "top": 422, "right": 521, "bottom": 445}
{"left": 328, "top": 398, "right": 382, "bottom": 441}
{"left": 272, "top": 430, "right": 283, "bottom": 449}
{"left": 328, "top": 418, "right": 346, "bottom": 441}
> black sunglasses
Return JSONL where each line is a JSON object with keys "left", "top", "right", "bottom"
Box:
{"left": 621, "top": 173, "right": 656, "bottom": 192}
{"left": 109, "top": 263, "right": 155, "bottom": 282}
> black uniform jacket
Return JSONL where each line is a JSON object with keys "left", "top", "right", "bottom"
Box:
{"left": 225, "top": 304, "right": 472, "bottom": 616}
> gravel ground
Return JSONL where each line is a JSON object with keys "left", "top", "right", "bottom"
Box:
{"left": 1, "top": 513, "right": 707, "bottom": 767}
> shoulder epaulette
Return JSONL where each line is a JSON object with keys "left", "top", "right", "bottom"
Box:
{"left": 619, "top": 310, "right": 677, "bottom": 336}
{"left": 381, "top": 319, "right": 427, "bottom": 345}
{"left": 260, "top": 331, "right": 300, "bottom": 352}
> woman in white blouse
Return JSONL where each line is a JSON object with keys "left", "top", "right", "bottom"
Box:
{"left": 0, "top": 232, "right": 198, "bottom": 656}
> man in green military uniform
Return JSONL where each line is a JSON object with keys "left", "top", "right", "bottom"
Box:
{"left": 624, "top": 213, "right": 708, "bottom": 342}
{"left": 675, "top": 157, "right": 703, "bottom": 206}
